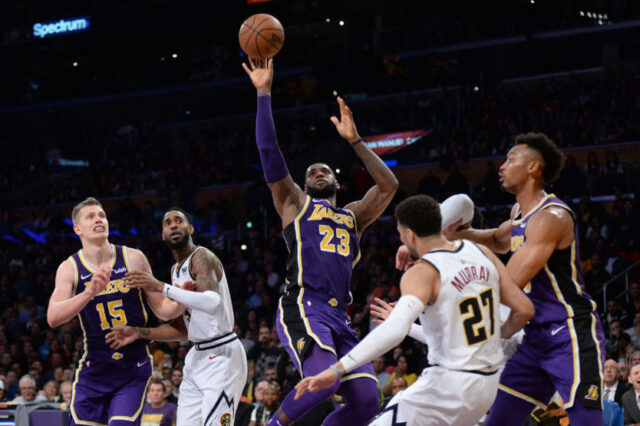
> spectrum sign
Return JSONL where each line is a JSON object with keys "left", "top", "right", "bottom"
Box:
{"left": 33, "top": 17, "right": 90, "bottom": 39}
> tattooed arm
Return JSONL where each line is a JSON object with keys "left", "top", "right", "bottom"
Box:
{"left": 189, "top": 248, "right": 223, "bottom": 293}
{"left": 106, "top": 317, "right": 188, "bottom": 349}
{"left": 343, "top": 144, "right": 399, "bottom": 236}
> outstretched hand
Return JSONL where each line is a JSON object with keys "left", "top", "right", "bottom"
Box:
{"left": 124, "top": 271, "right": 164, "bottom": 293}
{"left": 105, "top": 326, "right": 140, "bottom": 350}
{"left": 242, "top": 57, "right": 274, "bottom": 93}
{"left": 330, "top": 97, "right": 361, "bottom": 144}
{"left": 294, "top": 367, "right": 340, "bottom": 400}
{"left": 370, "top": 297, "right": 396, "bottom": 324}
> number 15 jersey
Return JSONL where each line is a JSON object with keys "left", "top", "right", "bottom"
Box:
{"left": 419, "top": 240, "right": 503, "bottom": 372}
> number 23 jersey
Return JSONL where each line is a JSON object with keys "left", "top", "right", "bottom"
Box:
{"left": 419, "top": 240, "right": 503, "bottom": 372}
{"left": 283, "top": 196, "right": 360, "bottom": 305}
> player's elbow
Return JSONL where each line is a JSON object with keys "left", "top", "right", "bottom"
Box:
{"left": 47, "top": 312, "right": 61, "bottom": 329}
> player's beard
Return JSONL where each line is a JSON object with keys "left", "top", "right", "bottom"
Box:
{"left": 165, "top": 231, "right": 190, "bottom": 249}
{"left": 306, "top": 181, "right": 337, "bottom": 199}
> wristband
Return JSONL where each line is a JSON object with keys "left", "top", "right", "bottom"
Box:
{"left": 257, "top": 90, "right": 271, "bottom": 97}
{"left": 162, "top": 283, "right": 172, "bottom": 299}
{"left": 350, "top": 138, "right": 363, "bottom": 147}
{"left": 329, "top": 365, "right": 342, "bottom": 377}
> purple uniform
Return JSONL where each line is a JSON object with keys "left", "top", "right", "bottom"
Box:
{"left": 487, "top": 194, "right": 605, "bottom": 426}
{"left": 69, "top": 245, "right": 153, "bottom": 426}
{"left": 276, "top": 196, "right": 375, "bottom": 381}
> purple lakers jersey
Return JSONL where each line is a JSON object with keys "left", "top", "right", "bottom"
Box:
{"left": 511, "top": 194, "right": 597, "bottom": 325}
{"left": 283, "top": 196, "right": 361, "bottom": 305}
{"left": 69, "top": 245, "right": 151, "bottom": 365}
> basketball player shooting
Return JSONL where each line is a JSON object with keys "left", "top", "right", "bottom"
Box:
{"left": 243, "top": 57, "right": 399, "bottom": 425}
{"left": 294, "top": 195, "right": 534, "bottom": 425}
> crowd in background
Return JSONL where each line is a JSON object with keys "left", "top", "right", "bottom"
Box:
{"left": 0, "top": 65, "right": 639, "bottom": 426}
{"left": 3, "top": 64, "right": 640, "bottom": 212}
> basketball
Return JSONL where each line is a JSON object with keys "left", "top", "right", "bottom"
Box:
{"left": 238, "top": 13, "right": 285, "bottom": 60}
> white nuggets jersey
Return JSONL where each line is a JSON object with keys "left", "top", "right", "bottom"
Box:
{"left": 171, "top": 246, "right": 234, "bottom": 342}
{"left": 419, "top": 240, "right": 503, "bottom": 372}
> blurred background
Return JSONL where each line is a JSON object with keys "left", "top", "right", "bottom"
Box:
{"left": 0, "top": 0, "right": 639, "bottom": 422}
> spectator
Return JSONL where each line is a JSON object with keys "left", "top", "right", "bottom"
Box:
{"left": 40, "top": 379, "right": 59, "bottom": 402}
{"left": 60, "top": 381, "right": 72, "bottom": 405}
{"left": 0, "top": 379, "right": 5, "bottom": 402}
{"left": 12, "top": 375, "right": 47, "bottom": 404}
{"left": 622, "top": 364, "right": 640, "bottom": 424}
{"left": 603, "top": 358, "right": 630, "bottom": 406}
{"left": 249, "top": 383, "right": 280, "bottom": 426}
{"left": 625, "top": 313, "right": 640, "bottom": 347}
{"left": 382, "top": 355, "right": 417, "bottom": 396}
{"left": 390, "top": 377, "right": 408, "bottom": 395}
{"left": 372, "top": 356, "right": 391, "bottom": 394}
{"left": 140, "top": 378, "right": 177, "bottom": 426}
{"left": 170, "top": 368, "right": 182, "bottom": 401}
{"left": 161, "top": 378, "right": 177, "bottom": 405}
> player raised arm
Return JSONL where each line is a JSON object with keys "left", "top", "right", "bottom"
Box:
{"left": 243, "top": 58, "right": 306, "bottom": 227}
{"left": 338, "top": 98, "right": 399, "bottom": 234}
{"left": 47, "top": 261, "right": 111, "bottom": 328}
{"left": 505, "top": 206, "right": 574, "bottom": 288}
{"left": 106, "top": 317, "right": 188, "bottom": 350}
{"left": 294, "top": 263, "right": 435, "bottom": 398}
{"left": 125, "top": 248, "right": 224, "bottom": 316}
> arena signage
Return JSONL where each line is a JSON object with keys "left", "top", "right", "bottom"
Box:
{"left": 33, "top": 17, "right": 90, "bottom": 39}
{"left": 363, "top": 129, "right": 432, "bottom": 156}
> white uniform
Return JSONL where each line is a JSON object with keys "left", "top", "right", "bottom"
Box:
{"left": 171, "top": 246, "right": 247, "bottom": 426}
{"left": 372, "top": 240, "right": 502, "bottom": 426}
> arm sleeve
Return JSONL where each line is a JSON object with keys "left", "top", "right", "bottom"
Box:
{"left": 340, "top": 295, "right": 425, "bottom": 373}
{"left": 256, "top": 95, "right": 290, "bottom": 183}
{"left": 408, "top": 323, "right": 428, "bottom": 345}
{"left": 162, "top": 284, "right": 220, "bottom": 315}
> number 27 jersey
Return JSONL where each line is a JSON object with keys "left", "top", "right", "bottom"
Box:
{"left": 419, "top": 240, "right": 503, "bottom": 372}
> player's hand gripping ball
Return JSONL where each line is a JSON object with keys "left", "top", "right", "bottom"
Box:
{"left": 239, "top": 14, "right": 284, "bottom": 60}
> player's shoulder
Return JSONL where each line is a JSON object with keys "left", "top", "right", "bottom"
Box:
{"left": 531, "top": 204, "right": 573, "bottom": 226}
{"left": 56, "top": 256, "right": 75, "bottom": 274}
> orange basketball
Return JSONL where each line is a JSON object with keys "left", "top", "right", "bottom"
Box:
{"left": 238, "top": 14, "right": 285, "bottom": 60}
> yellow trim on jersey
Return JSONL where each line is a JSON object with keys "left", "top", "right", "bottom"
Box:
{"left": 69, "top": 256, "right": 80, "bottom": 296}
{"left": 589, "top": 312, "right": 604, "bottom": 411}
{"left": 78, "top": 244, "right": 117, "bottom": 274}
{"left": 564, "top": 317, "right": 581, "bottom": 408}
{"left": 297, "top": 288, "right": 336, "bottom": 355}
{"left": 498, "top": 384, "right": 547, "bottom": 409}
{"left": 341, "top": 372, "right": 378, "bottom": 383}
{"left": 427, "top": 239, "right": 463, "bottom": 253}
{"left": 511, "top": 193, "right": 554, "bottom": 225}
{"left": 344, "top": 208, "right": 362, "bottom": 268}
{"left": 109, "top": 373, "right": 152, "bottom": 423}
{"left": 544, "top": 265, "right": 574, "bottom": 317}
{"left": 71, "top": 312, "right": 94, "bottom": 425}
{"left": 278, "top": 297, "right": 303, "bottom": 374}
{"left": 415, "top": 259, "right": 440, "bottom": 277}
{"left": 122, "top": 245, "right": 132, "bottom": 271}
{"left": 294, "top": 196, "right": 312, "bottom": 287}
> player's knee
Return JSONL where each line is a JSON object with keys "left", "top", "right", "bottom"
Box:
{"left": 348, "top": 381, "right": 379, "bottom": 416}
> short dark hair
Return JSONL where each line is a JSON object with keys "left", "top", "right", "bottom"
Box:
{"left": 395, "top": 195, "right": 441, "bottom": 237}
{"left": 164, "top": 207, "right": 192, "bottom": 225}
{"left": 149, "top": 377, "right": 165, "bottom": 392}
{"left": 514, "top": 132, "right": 565, "bottom": 183}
